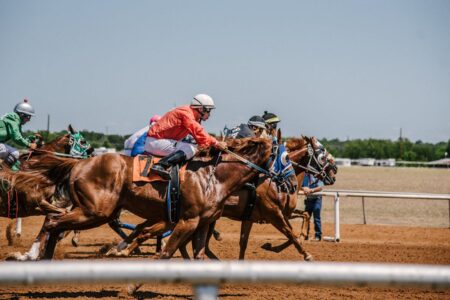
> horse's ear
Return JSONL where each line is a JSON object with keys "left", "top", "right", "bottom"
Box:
{"left": 277, "top": 128, "right": 282, "bottom": 145}
{"left": 68, "top": 124, "right": 76, "bottom": 134}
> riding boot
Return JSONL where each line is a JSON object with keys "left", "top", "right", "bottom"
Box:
{"left": 5, "top": 153, "right": 21, "bottom": 172}
{"left": 151, "top": 150, "right": 187, "bottom": 180}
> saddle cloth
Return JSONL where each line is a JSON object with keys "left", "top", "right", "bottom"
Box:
{"left": 132, "top": 155, "right": 186, "bottom": 183}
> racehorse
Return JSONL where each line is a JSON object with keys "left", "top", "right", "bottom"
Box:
{"left": 0, "top": 125, "right": 93, "bottom": 219}
{"left": 5, "top": 137, "right": 297, "bottom": 261}
{"left": 0, "top": 125, "right": 92, "bottom": 256}
{"left": 216, "top": 136, "right": 337, "bottom": 259}
{"left": 109, "top": 136, "right": 337, "bottom": 261}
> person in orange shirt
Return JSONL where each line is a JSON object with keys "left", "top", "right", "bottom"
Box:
{"left": 145, "top": 94, "right": 227, "bottom": 179}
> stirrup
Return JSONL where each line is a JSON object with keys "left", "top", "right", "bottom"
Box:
{"left": 151, "top": 165, "right": 171, "bottom": 180}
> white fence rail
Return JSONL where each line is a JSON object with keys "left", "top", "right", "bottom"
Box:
{"left": 300, "top": 189, "right": 450, "bottom": 242}
{"left": 0, "top": 261, "right": 449, "bottom": 299}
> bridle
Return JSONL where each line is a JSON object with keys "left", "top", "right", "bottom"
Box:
{"left": 290, "top": 141, "right": 336, "bottom": 185}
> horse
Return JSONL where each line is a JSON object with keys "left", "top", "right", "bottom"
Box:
{"left": 109, "top": 136, "right": 337, "bottom": 261}
{"left": 4, "top": 136, "right": 297, "bottom": 262}
{"left": 0, "top": 125, "right": 92, "bottom": 256}
{"left": 0, "top": 124, "right": 93, "bottom": 219}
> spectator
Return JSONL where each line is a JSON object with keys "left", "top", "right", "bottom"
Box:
{"left": 302, "top": 173, "right": 324, "bottom": 241}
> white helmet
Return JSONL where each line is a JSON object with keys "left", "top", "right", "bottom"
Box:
{"left": 14, "top": 98, "right": 35, "bottom": 116}
{"left": 191, "top": 94, "right": 215, "bottom": 109}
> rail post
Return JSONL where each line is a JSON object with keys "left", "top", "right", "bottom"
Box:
{"left": 335, "top": 192, "right": 340, "bottom": 242}
{"left": 362, "top": 196, "right": 367, "bottom": 225}
{"left": 15, "top": 218, "right": 22, "bottom": 237}
{"left": 194, "top": 284, "right": 218, "bottom": 300}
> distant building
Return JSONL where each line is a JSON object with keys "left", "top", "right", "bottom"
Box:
{"left": 353, "top": 158, "right": 375, "bottom": 166}
{"left": 335, "top": 158, "right": 351, "bottom": 167}
{"left": 374, "top": 159, "right": 396, "bottom": 167}
{"left": 426, "top": 158, "right": 450, "bottom": 168}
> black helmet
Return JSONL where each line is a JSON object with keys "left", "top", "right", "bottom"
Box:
{"left": 247, "top": 115, "right": 266, "bottom": 129}
{"left": 262, "top": 111, "right": 280, "bottom": 125}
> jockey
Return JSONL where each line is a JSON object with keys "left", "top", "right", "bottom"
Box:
{"left": 227, "top": 115, "right": 267, "bottom": 139}
{"left": 146, "top": 93, "right": 228, "bottom": 179}
{"left": 262, "top": 111, "right": 281, "bottom": 137}
{"left": 123, "top": 114, "right": 161, "bottom": 156}
{"left": 0, "top": 99, "right": 38, "bottom": 171}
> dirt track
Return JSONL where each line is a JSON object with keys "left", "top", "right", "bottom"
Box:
{"left": 0, "top": 166, "right": 449, "bottom": 299}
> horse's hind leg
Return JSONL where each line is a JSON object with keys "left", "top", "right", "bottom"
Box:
{"left": 264, "top": 211, "right": 311, "bottom": 252}
{"left": 269, "top": 212, "right": 312, "bottom": 261}
{"left": 205, "top": 221, "right": 219, "bottom": 260}
{"left": 160, "top": 217, "right": 200, "bottom": 259}
{"left": 6, "top": 217, "right": 48, "bottom": 261}
{"left": 238, "top": 220, "right": 254, "bottom": 260}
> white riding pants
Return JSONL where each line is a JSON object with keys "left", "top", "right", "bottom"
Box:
{"left": 144, "top": 137, "right": 197, "bottom": 159}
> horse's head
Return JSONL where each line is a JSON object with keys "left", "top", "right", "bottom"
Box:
{"left": 286, "top": 136, "right": 337, "bottom": 185}
{"left": 225, "top": 130, "right": 297, "bottom": 193}
{"left": 64, "top": 125, "right": 94, "bottom": 157}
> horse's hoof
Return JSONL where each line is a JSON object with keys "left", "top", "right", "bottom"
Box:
{"left": 98, "top": 243, "right": 114, "bottom": 255}
{"left": 261, "top": 243, "right": 273, "bottom": 251}
{"left": 71, "top": 238, "right": 79, "bottom": 247}
{"left": 105, "top": 248, "right": 118, "bottom": 257}
{"left": 132, "top": 247, "right": 142, "bottom": 255}
{"left": 5, "top": 252, "right": 30, "bottom": 261}
{"left": 127, "top": 283, "right": 142, "bottom": 295}
{"left": 305, "top": 254, "right": 314, "bottom": 261}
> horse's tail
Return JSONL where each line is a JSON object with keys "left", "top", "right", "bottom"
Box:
{"left": 1, "top": 155, "right": 78, "bottom": 192}
{"left": 26, "top": 154, "right": 79, "bottom": 185}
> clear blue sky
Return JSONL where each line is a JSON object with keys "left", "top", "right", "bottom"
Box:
{"left": 1, "top": 1, "right": 449, "bottom": 142}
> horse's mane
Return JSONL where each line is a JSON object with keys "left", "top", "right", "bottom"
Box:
{"left": 195, "top": 137, "right": 272, "bottom": 159}
{"left": 285, "top": 136, "right": 308, "bottom": 151}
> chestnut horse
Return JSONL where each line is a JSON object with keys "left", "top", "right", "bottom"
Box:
{"left": 6, "top": 137, "right": 297, "bottom": 261}
{"left": 111, "top": 136, "right": 336, "bottom": 261}
{"left": 1, "top": 125, "right": 92, "bottom": 256}
{"left": 0, "top": 125, "right": 93, "bottom": 219}
{"left": 216, "top": 136, "right": 337, "bottom": 259}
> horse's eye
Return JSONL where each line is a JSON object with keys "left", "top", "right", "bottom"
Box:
{"left": 281, "top": 152, "right": 289, "bottom": 166}
{"left": 318, "top": 153, "right": 326, "bottom": 165}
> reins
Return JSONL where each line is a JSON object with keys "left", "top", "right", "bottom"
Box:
{"left": 28, "top": 149, "right": 88, "bottom": 159}
{"left": 290, "top": 143, "right": 330, "bottom": 179}
{"left": 222, "top": 148, "right": 273, "bottom": 177}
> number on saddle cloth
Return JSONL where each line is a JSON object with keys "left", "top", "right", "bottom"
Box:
{"left": 139, "top": 155, "right": 153, "bottom": 177}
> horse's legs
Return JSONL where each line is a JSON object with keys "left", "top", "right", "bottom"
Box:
{"left": 43, "top": 230, "right": 61, "bottom": 260}
{"left": 263, "top": 211, "right": 311, "bottom": 252}
{"left": 267, "top": 212, "right": 312, "bottom": 261}
{"left": 178, "top": 238, "right": 191, "bottom": 259}
{"left": 191, "top": 223, "right": 211, "bottom": 260}
{"left": 72, "top": 230, "right": 81, "bottom": 247}
{"left": 204, "top": 221, "right": 219, "bottom": 260}
{"left": 106, "top": 221, "right": 167, "bottom": 257}
{"left": 238, "top": 220, "right": 254, "bottom": 260}
{"left": 160, "top": 217, "right": 200, "bottom": 259}
{"left": 128, "top": 218, "right": 200, "bottom": 295}
{"left": 6, "top": 217, "right": 48, "bottom": 261}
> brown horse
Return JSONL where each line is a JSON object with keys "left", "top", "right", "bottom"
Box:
{"left": 7, "top": 137, "right": 297, "bottom": 261}
{"left": 112, "top": 136, "right": 336, "bottom": 261}
{"left": 0, "top": 125, "right": 93, "bottom": 219}
{"left": 1, "top": 125, "right": 93, "bottom": 256}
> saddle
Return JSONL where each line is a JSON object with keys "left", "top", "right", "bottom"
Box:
{"left": 132, "top": 155, "right": 186, "bottom": 223}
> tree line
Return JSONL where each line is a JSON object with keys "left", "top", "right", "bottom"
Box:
{"left": 14, "top": 129, "right": 450, "bottom": 162}
{"left": 320, "top": 138, "right": 450, "bottom": 162}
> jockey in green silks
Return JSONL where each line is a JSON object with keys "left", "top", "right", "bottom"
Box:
{"left": 0, "top": 99, "right": 38, "bottom": 171}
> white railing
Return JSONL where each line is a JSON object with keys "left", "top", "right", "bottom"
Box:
{"left": 0, "top": 261, "right": 449, "bottom": 299}
{"left": 300, "top": 190, "right": 450, "bottom": 242}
